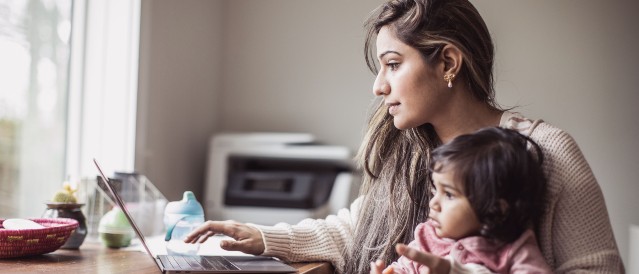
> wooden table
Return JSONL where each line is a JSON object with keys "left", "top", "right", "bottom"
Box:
{"left": 0, "top": 242, "right": 333, "bottom": 274}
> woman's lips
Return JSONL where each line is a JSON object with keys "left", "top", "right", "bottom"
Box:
{"left": 387, "top": 103, "right": 400, "bottom": 115}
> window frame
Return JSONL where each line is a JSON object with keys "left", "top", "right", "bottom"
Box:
{"left": 65, "top": 0, "right": 141, "bottom": 180}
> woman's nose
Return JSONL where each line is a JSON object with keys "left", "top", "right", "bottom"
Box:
{"left": 373, "top": 72, "right": 389, "bottom": 96}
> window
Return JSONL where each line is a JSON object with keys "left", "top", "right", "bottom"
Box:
{"left": 0, "top": 0, "right": 140, "bottom": 218}
{"left": 0, "top": 0, "right": 72, "bottom": 218}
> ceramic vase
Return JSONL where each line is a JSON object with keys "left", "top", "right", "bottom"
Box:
{"left": 42, "top": 203, "right": 88, "bottom": 249}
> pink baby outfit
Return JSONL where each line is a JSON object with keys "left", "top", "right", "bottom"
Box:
{"left": 391, "top": 220, "right": 552, "bottom": 274}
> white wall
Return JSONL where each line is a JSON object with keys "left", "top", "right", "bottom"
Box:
{"left": 136, "top": 0, "right": 224, "bottom": 201}
{"left": 219, "top": 0, "right": 381, "bottom": 150}
{"left": 137, "top": 0, "right": 639, "bottom": 265}
{"left": 475, "top": 1, "right": 639, "bottom": 266}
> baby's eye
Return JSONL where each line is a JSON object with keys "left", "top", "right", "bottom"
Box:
{"left": 444, "top": 191, "right": 454, "bottom": 199}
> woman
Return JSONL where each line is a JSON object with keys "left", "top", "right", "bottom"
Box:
{"left": 186, "top": 0, "right": 624, "bottom": 273}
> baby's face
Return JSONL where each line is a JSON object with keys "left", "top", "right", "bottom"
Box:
{"left": 428, "top": 169, "right": 481, "bottom": 240}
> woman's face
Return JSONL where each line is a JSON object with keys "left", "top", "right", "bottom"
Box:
{"left": 429, "top": 168, "right": 481, "bottom": 240}
{"left": 373, "top": 26, "right": 451, "bottom": 130}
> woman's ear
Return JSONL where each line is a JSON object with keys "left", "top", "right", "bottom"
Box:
{"left": 440, "top": 44, "right": 463, "bottom": 76}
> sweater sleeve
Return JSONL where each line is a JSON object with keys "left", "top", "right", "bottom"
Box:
{"left": 249, "top": 196, "right": 362, "bottom": 273}
{"left": 530, "top": 123, "right": 624, "bottom": 273}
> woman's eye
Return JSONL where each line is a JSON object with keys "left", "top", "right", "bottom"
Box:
{"left": 387, "top": 62, "right": 399, "bottom": 71}
{"left": 445, "top": 191, "right": 454, "bottom": 199}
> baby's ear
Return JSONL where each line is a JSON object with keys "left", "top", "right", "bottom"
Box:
{"left": 498, "top": 199, "right": 509, "bottom": 215}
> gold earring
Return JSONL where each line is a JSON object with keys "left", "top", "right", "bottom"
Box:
{"left": 444, "top": 73, "right": 455, "bottom": 88}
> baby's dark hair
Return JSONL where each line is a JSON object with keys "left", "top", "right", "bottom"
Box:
{"left": 429, "top": 127, "right": 546, "bottom": 243}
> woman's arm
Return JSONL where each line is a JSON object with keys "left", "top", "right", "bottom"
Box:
{"left": 250, "top": 196, "right": 362, "bottom": 273}
{"left": 531, "top": 123, "right": 624, "bottom": 273}
{"left": 185, "top": 197, "right": 361, "bottom": 273}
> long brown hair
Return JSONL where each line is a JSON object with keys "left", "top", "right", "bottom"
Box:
{"left": 343, "top": 0, "right": 497, "bottom": 273}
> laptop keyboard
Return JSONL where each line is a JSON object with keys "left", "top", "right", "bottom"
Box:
{"left": 203, "top": 256, "right": 240, "bottom": 270}
{"left": 159, "top": 255, "right": 240, "bottom": 271}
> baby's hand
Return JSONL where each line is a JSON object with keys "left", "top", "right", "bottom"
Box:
{"left": 382, "top": 266, "right": 397, "bottom": 274}
{"left": 396, "top": 244, "right": 450, "bottom": 274}
{"left": 370, "top": 260, "right": 385, "bottom": 274}
{"left": 370, "top": 260, "right": 397, "bottom": 274}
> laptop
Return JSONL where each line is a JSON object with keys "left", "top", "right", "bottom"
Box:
{"left": 93, "top": 159, "right": 297, "bottom": 273}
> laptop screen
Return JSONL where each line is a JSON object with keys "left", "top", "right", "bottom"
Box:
{"left": 93, "top": 158, "right": 163, "bottom": 271}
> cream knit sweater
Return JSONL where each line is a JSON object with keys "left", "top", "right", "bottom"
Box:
{"left": 253, "top": 112, "right": 624, "bottom": 273}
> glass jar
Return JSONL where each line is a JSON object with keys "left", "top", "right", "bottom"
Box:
{"left": 42, "top": 203, "right": 88, "bottom": 249}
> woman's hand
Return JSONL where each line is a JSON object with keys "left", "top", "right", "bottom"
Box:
{"left": 395, "top": 244, "right": 451, "bottom": 274}
{"left": 183, "top": 220, "right": 265, "bottom": 255}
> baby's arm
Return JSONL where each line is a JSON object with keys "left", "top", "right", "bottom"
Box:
{"left": 384, "top": 244, "right": 494, "bottom": 274}
{"left": 393, "top": 243, "right": 449, "bottom": 273}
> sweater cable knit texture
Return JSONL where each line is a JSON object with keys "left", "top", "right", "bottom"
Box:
{"left": 252, "top": 111, "right": 624, "bottom": 273}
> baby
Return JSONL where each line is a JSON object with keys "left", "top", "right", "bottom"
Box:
{"left": 373, "top": 127, "right": 552, "bottom": 273}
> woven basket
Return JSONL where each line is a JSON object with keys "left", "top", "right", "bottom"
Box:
{"left": 0, "top": 218, "right": 79, "bottom": 259}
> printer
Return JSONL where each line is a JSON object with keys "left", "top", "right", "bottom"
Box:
{"left": 203, "top": 133, "right": 358, "bottom": 225}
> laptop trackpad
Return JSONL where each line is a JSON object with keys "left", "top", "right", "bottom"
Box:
{"left": 223, "top": 256, "right": 297, "bottom": 272}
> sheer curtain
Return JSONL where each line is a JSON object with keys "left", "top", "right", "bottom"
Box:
{"left": 67, "top": 0, "right": 140, "bottom": 179}
{"left": 0, "top": 0, "right": 140, "bottom": 218}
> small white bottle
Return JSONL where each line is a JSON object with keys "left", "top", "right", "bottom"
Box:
{"left": 164, "top": 191, "right": 204, "bottom": 255}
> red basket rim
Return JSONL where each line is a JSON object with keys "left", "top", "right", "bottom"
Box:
{"left": 0, "top": 218, "right": 78, "bottom": 233}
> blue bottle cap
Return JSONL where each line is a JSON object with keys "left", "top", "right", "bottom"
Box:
{"left": 164, "top": 191, "right": 204, "bottom": 215}
{"left": 164, "top": 191, "right": 204, "bottom": 241}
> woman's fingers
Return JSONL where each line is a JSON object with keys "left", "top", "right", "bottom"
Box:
{"left": 195, "top": 230, "right": 216, "bottom": 244}
{"left": 220, "top": 229, "right": 265, "bottom": 255}
{"left": 184, "top": 220, "right": 222, "bottom": 243}
{"left": 183, "top": 220, "right": 265, "bottom": 255}
{"left": 184, "top": 220, "right": 242, "bottom": 242}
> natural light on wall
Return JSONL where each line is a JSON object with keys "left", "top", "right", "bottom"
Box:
{"left": 0, "top": 0, "right": 140, "bottom": 218}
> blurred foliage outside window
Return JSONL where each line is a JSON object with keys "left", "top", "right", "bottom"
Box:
{"left": 0, "top": 0, "right": 72, "bottom": 217}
